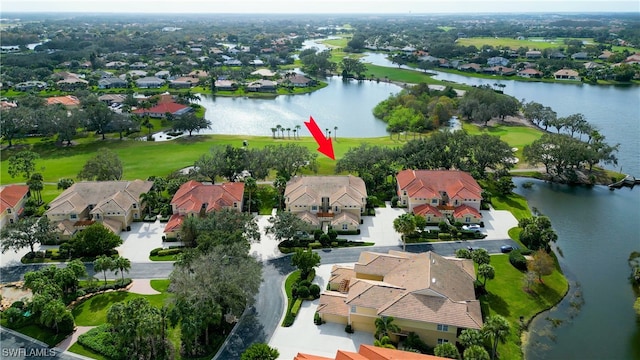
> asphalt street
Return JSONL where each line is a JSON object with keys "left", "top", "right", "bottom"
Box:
{"left": 1, "top": 238, "right": 517, "bottom": 360}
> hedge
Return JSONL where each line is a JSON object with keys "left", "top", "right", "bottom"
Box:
{"left": 509, "top": 250, "right": 528, "bottom": 271}
{"left": 150, "top": 247, "right": 163, "bottom": 256}
{"left": 77, "top": 324, "right": 121, "bottom": 359}
{"left": 291, "top": 298, "right": 303, "bottom": 317}
{"left": 156, "top": 248, "right": 183, "bottom": 256}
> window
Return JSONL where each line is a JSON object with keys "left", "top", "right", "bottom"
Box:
{"left": 465, "top": 217, "right": 471, "bottom": 223}
{"left": 7, "top": 208, "right": 11, "bottom": 214}
{"left": 342, "top": 224, "right": 348, "bottom": 230}
{"left": 70, "top": 214, "right": 77, "bottom": 219}
{"left": 437, "top": 324, "right": 449, "bottom": 332}
{"left": 437, "top": 339, "right": 449, "bottom": 345}
{"left": 432, "top": 199, "right": 438, "bottom": 204}
{"left": 133, "top": 203, "right": 137, "bottom": 209}
{"left": 350, "top": 305, "right": 356, "bottom": 313}
{"left": 9, "top": 219, "right": 14, "bottom": 224}
{"left": 134, "top": 213, "right": 138, "bottom": 219}
{"left": 95, "top": 214, "right": 100, "bottom": 219}
{"left": 427, "top": 216, "right": 431, "bottom": 222}
{"left": 311, "top": 205, "right": 318, "bottom": 211}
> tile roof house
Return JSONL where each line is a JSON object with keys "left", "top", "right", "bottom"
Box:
{"left": 284, "top": 176, "right": 367, "bottom": 232}
{"left": 46, "top": 180, "right": 153, "bottom": 236}
{"left": 0, "top": 185, "right": 30, "bottom": 229}
{"left": 295, "top": 344, "right": 448, "bottom": 360}
{"left": 554, "top": 69, "right": 580, "bottom": 80}
{"left": 46, "top": 95, "right": 81, "bottom": 109}
{"left": 251, "top": 68, "right": 276, "bottom": 78}
{"left": 317, "top": 251, "right": 482, "bottom": 348}
{"left": 169, "top": 77, "right": 198, "bottom": 88}
{"left": 246, "top": 79, "right": 277, "bottom": 92}
{"left": 214, "top": 80, "right": 239, "bottom": 91}
{"left": 132, "top": 102, "right": 192, "bottom": 118}
{"left": 396, "top": 170, "right": 482, "bottom": 224}
{"left": 135, "top": 76, "right": 165, "bottom": 88}
{"left": 164, "top": 180, "right": 244, "bottom": 237}
{"left": 517, "top": 68, "right": 543, "bottom": 78}
{"left": 98, "top": 77, "right": 128, "bottom": 89}
{"left": 284, "top": 74, "right": 316, "bottom": 87}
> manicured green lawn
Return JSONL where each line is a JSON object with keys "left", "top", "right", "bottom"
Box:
{"left": 68, "top": 343, "right": 109, "bottom": 360}
{"left": 480, "top": 254, "right": 568, "bottom": 360}
{"left": 0, "top": 320, "right": 69, "bottom": 347}
{"left": 72, "top": 288, "right": 172, "bottom": 326}
{"left": 462, "top": 122, "right": 544, "bottom": 168}
{"left": 455, "top": 37, "right": 594, "bottom": 50}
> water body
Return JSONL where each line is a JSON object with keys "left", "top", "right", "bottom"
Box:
{"left": 513, "top": 178, "right": 640, "bottom": 360}
{"left": 196, "top": 76, "right": 401, "bottom": 138}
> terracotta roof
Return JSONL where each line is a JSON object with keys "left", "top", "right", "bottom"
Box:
{"left": 518, "top": 68, "right": 543, "bottom": 75}
{"left": 295, "top": 353, "right": 334, "bottom": 360}
{"left": 396, "top": 170, "right": 482, "bottom": 202}
{"left": 164, "top": 214, "right": 185, "bottom": 233}
{"left": 133, "top": 102, "right": 189, "bottom": 115}
{"left": 452, "top": 204, "right": 482, "bottom": 219}
{"left": 170, "top": 180, "right": 244, "bottom": 214}
{"left": 0, "top": 185, "right": 29, "bottom": 213}
{"left": 297, "top": 345, "right": 447, "bottom": 360}
{"left": 46, "top": 95, "right": 80, "bottom": 107}
{"left": 379, "top": 294, "right": 483, "bottom": 330}
{"left": 345, "top": 280, "right": 405, "bottom": 309}
{"left": 413, "top": 203, "right": 443, "bottom": 217}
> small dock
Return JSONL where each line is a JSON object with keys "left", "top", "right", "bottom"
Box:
{"left": 608, "top": 175, "right": 640, "bottom": 190}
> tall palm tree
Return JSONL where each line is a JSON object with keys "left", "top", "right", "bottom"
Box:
{"left": 482, "top": 315, "right": 511, "bottom": 360}
{"left": 334, "top": 126, "right": 338, "bottom": 140}
{"left": 295, "top": 124, "right": 301, "bottom": 139}
{"left": 113, "top": 256, "right": 131, "bottom": 283}
{"left": 140, "top": 191, "right": 158, "bottom": 216}
{"left": 40, "top": 300, "right": 68, "bottom": 333}
{"left": 393, "top": 213, "right": 416, "bottom": 251}
{"left": 374, "top": 316, "right": 401, "bottom": 340}
{"left": 94, "top": 255, "right": 115, "bottom": 285}
{"left": 244, "top": 177, "right": 257, "bottom": 213}
{"left": 325, "top": 128, "right": 329, "bottom": 138}
{"left": 271, "top": 127, "right": 277, "bottom": 139}
{"left": 286, "top": 127, "right": 291, "bottom": 139}
{"left": 292, "top": 129, "right": 297, "bottom": 139}
{"left": 275, "top": 124, "right": 282, "bottom": 139}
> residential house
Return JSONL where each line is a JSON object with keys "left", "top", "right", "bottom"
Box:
{"left": 188, "top": 70, "right": 209, "bottom": 79}
{"left": 396, "top": 170, "right": 482, "bottom": 224}
{"left": 485, "top": 66, "right": 516, "bottom": 76}
{"left": 0, "top": 185, "right": 30, "bottom": 229}
{"left": 46, "top": 95, "right": 81, "bottom": 109}
{"left": 251, "top": 68, "right": 276, "bottom": 78}
{"left": 623, "top": 53, "right": 640, "bottom": 64}
{"left": 129, "top": 61, "right": 148, "bottom": 69}
{"left": 598, "top": 51, "right": 614, "bottom": 60}
{"left": 249, "top": 59, "right": 265, "bottom": 66}
{"left": 584, "top": 62, "right": 602, "bottom": 70}
{"left": 105, "top": 61, "right": 127, "bottom": 69}
{"left": 571, "top": 52, "right": 589, "bottom": 60}
{"left": 98, "top": 94, "right": 126, "bottom": 106}
{"left": 517, "top": 68, "right": 543, "bottom": 78}
{"left": 155, "top": 70, "right": 171, "bottom": 79}
{"left": 284, "top": 175, "right": 367, "bottom": 232}
{"left": 317, "top": 250, "right": 482, "bottom": 347}
{"left": 164, "top": 180, "right": 244, "bottom": 238}
{"left": 135, "top": 76, "right": 165, "bottom": 89}
{"left": 98, "top": 77, "right": 128, "bottom": 89}
{"left": 554, "top": 69, "right": 580, "bottom": 80}
{"left": 458, "top": 63, "right": 482, "bottom": 72}
{"left": 54, "top": 72, "right": 88, "bottom": 91}
{"left": 132, "top": 102, "right": 192, "bottom": 118}
{"left": 486, "top": 56, "right": 509, "bottom": 67}
{"left": 549, "top": 52, "right": 567, "bottom": 59}
{"left": 169, "top": 77, "right": 197, "bottom": 88}
{"left": 214, "top": 80, "right": 238, "bottom": 91}
{"left": 223, "top": 59, "right": 242, "bottom": 66}
{"left": 46, "top": 180, "right": 153, "bottom": 236}
{"left": 247, "top": 79, "right": 277, "bottom": 92}
{"left": 525, "top": 50, "right": 542, "bottom": 59}
{"left": 14, "top": 81, "right": 47, "bottom": 92}
{"left": 284, "top": 74, "right": 316, "bottom": 87}
{"left": 127, "top": 70, "right": 148, "bottom": 78}
{"left": 295, "top": 344, "right": 447, "bottom": 360}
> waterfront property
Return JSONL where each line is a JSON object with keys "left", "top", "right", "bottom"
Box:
{"left": 0, "top": 185, "right": 30, "bottom": 229}
{"left": 46, "top": 95, "right": 81, "bottom": 109}
{"left": 163, "top": 180, "right": 244, "bottom": 237}
{"left": 396, "top": 170, "right": 483, "bottom": 224}
{"left": 553, "top": 69, "right": 580, "bottom": 80}
{"left": 284, "top": 175, "right": 367, "bottom": 232}
{"left": 45, "top": 180, "right": 153, "bottom": 238}
{"left": 316, "top": 250, "right": 482, "bottom": 347}
{"left": 132, "top": 101, "right": 192, "bottom": 118}
{"left": 295, "top": 344, "right": 447, "bottom": 360}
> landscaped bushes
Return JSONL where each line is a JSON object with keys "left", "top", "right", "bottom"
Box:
{"left": 509, "top": 250, "right": 528, "bottom": 271}
{"left": 77, "top": 324, "right": 121, "bottom": 359}
{"left": 156, "top": 248, "right": 182, "bottom": 256}
{"left": 291, "top": 298, "right": 303, "bottom": 317}
{"left": 335, "top": 229, "right": 360, "bottom": 235}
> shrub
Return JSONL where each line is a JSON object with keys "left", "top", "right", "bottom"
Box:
{"left": 10, "top": 300, "right": 25, "bottom": 310}
{"left": 509, "top": 250, "right": 528, "bottom": 271}
{"left": 438, "top": 233, "right": 452, "bottom": 240}
{"left": 336, "top": 230, "right": 360, "bottom": 235}
{"left": 314, "top": 312, "right": 323, "bottom": 325}
{"left": 78, "top": 324, "right": 122, "bottom": 359}
{"left": 331, "top": 241, "right": 338, "bottom": 247}
{"left": 313, "top": 229, "right": 324, "bottom": 241}
{"left": 291, "top": 298, "right": 303, "bottom": 317}
{"left": 282, "top": 313, "right": 295, "bottom": 327}
{"left": 156, "top": 248, "right": 183, "bottom": 256}
{"left": 150, "top": 247, "right": 163, "bottom": 256}
{"left": 307, "top": 268, "right": 316, "bottom": 282}
{"left": 308, "top": 242, "right": 322, "bottom": 249}
{"left": 3, "top": 307, "right": 23, "bottom": 324}
{"left": 299, "top": 279, "right": 311, "bottom": 288}
{"left": 391, "top": 196, "right": 399, "bottom": 207}
{"left": 327, "top": 229, "right": 338, "bottom": 241}
{"left": 345, "top": 324, "right": 354, "bottom": 333}
{"left": 319, "top": 234, "right": 331, "bottom": 247}
{"left": 297, "top": 285, "right": 310, "bottom": 299}
{"left": 309, "top": 284, "right": 321, "bottom": 299}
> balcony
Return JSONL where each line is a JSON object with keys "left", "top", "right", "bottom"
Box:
{"left": 316, "top": 212, "right": 335, "bottom": 219}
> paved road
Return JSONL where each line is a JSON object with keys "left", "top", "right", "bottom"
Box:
{"left": 0, "top": 327, "right": 90, "bottom": 360}
{"left": 0, "top": 239, "right": 517, "bottom": 360}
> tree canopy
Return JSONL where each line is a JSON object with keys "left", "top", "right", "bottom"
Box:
{"left": 77, "top": 149, "right": 124, "bottom": 181}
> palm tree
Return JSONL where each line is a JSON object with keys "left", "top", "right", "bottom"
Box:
{"left": 482, "top": 315, "right": 511, "bottom": 360}
{"left": 271, "top": 128, "right": 277, "bottom": 139}
{"left": 244, "top": 177, "right": 257, "bottom": 213}
{"left": 328, "top": 130, "right": 331, "bottom": 139}
{"left": 325, "top": 128, "right": 329, "bottom": 138}
{"left": 393, "top": 213, "right": 416, "bottom": 251}
{"left": 334, "top": 126, "right": 338, "bottom": 140}
{"left": 40, "top": 300, "right": 68, "bottom": 333}
{"left": 94, "top": 255, "right": 115, "bottom": 285}
{"left": 140, "top": 191, "right": 158, "bottom": 217}
{"left": 295, "top": 124, "right": 301, "bottom": 139}
{"left": 292, "top": 129, "right": 297, "bottom": 140}
{"left": 286, "top": 127, "right": 291, "bottom": 139}
{"left": 374, "top": 316, "right": 401, "bottom": 340}
{"left": 113, "top": 256, "right": 131, "bottom": 283}
{"left": 373, "top": 335, "right": 396, "bottom": 349}
{"left": 276, "top": 125, "right": 282, "bottom": 139}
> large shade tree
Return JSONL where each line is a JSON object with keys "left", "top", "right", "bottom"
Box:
{"left": 77, "top": 149, "right": 123, "bottom": 181}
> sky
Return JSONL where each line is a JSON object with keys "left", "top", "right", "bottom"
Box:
{"left": 1, "top": 0, "right": 639, "bottom": 14}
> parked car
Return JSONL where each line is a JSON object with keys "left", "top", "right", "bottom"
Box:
{"left": 462, "top": 224, "right": 481, "bottom": 231}
{"left": 500, "top": 245, "right": 517, "bottom": 253}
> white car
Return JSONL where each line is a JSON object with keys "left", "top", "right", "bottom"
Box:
{"left": 462, "top": 224, "right": 481, "bottom": 231}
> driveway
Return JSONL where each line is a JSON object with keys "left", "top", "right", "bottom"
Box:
{"left": 269, "top": 263, "right": 373, "bottom": 359}
{"left": 116, "top": 220, "right": 184, "bottom": 263}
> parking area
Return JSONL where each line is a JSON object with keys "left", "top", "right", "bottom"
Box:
{"left": 269, "top": 263, "right": 373, "bottom": 359}
{"left": 117, "top": 220, "right": 183, "bottom": 262}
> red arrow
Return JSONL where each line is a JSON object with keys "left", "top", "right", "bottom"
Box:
{"left": 304, "top": 116, "right": 335, "bottom": 160}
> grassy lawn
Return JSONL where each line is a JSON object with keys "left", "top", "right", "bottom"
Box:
{"left": 455, "top": 37, "right": 594, "bottom": 50}
{"left": 68, "top": 343, "right": 109, "bottom": 360}
{"left": 481, "top": 254, "right": 568, "bottom": 360}
{"left": 282, "top": 270, "right": 301, "bottom": 326}
{"left": 1, "top": 323, "right": 70, "bottom": 347}
{"left": 72, "top": 287, "right": 172, "bottom": 326}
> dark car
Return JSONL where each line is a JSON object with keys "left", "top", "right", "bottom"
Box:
{"left": 500, "top": 245, "right": 516, "bottom": 253}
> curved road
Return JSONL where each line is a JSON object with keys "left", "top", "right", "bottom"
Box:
{"left": 0, "top": 239, "right": 516, "bottom": 360}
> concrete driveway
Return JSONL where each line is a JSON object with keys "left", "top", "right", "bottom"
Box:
{"left": 269, "top": 263, "right": 374, "bottom": 359}
{"left": 116, "top": 220, "right": 184, "bottom": 263}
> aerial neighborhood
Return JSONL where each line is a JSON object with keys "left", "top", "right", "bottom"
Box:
{"left": 0, "top": 10, "right": 637, "bottom": 360}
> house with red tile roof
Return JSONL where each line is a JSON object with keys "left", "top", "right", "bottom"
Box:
{"left": 132, "top": 102, "right": 192, "bottom": 118}
{"left": 295, "top": 344, "right": 447, "bottom": 360}
{"left": 396, "top": 170, "right": 482, "bottom": 224}
{"left": 46, "top": 95, "right": 81, "bottom": 109}
{"left": 164, "top": 180, "right": 244, "bottom": 237}
{"left": 316, "top": 251, "right": 482, "bottom": 348}
{"left": 517, "top": 68, "right": 543, "bottom": 78}
{"left": 0, "top": 185, "right": 30, "bottom": 229}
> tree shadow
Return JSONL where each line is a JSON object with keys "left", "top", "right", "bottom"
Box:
{"left": 535, "top": 281, "right": 562, "bottom": 306}
{"left": 88, "top": 292, "right": 129, "bottom": 313}
{"left": 481, "top": 291, "right": 511, "bottom": 318}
